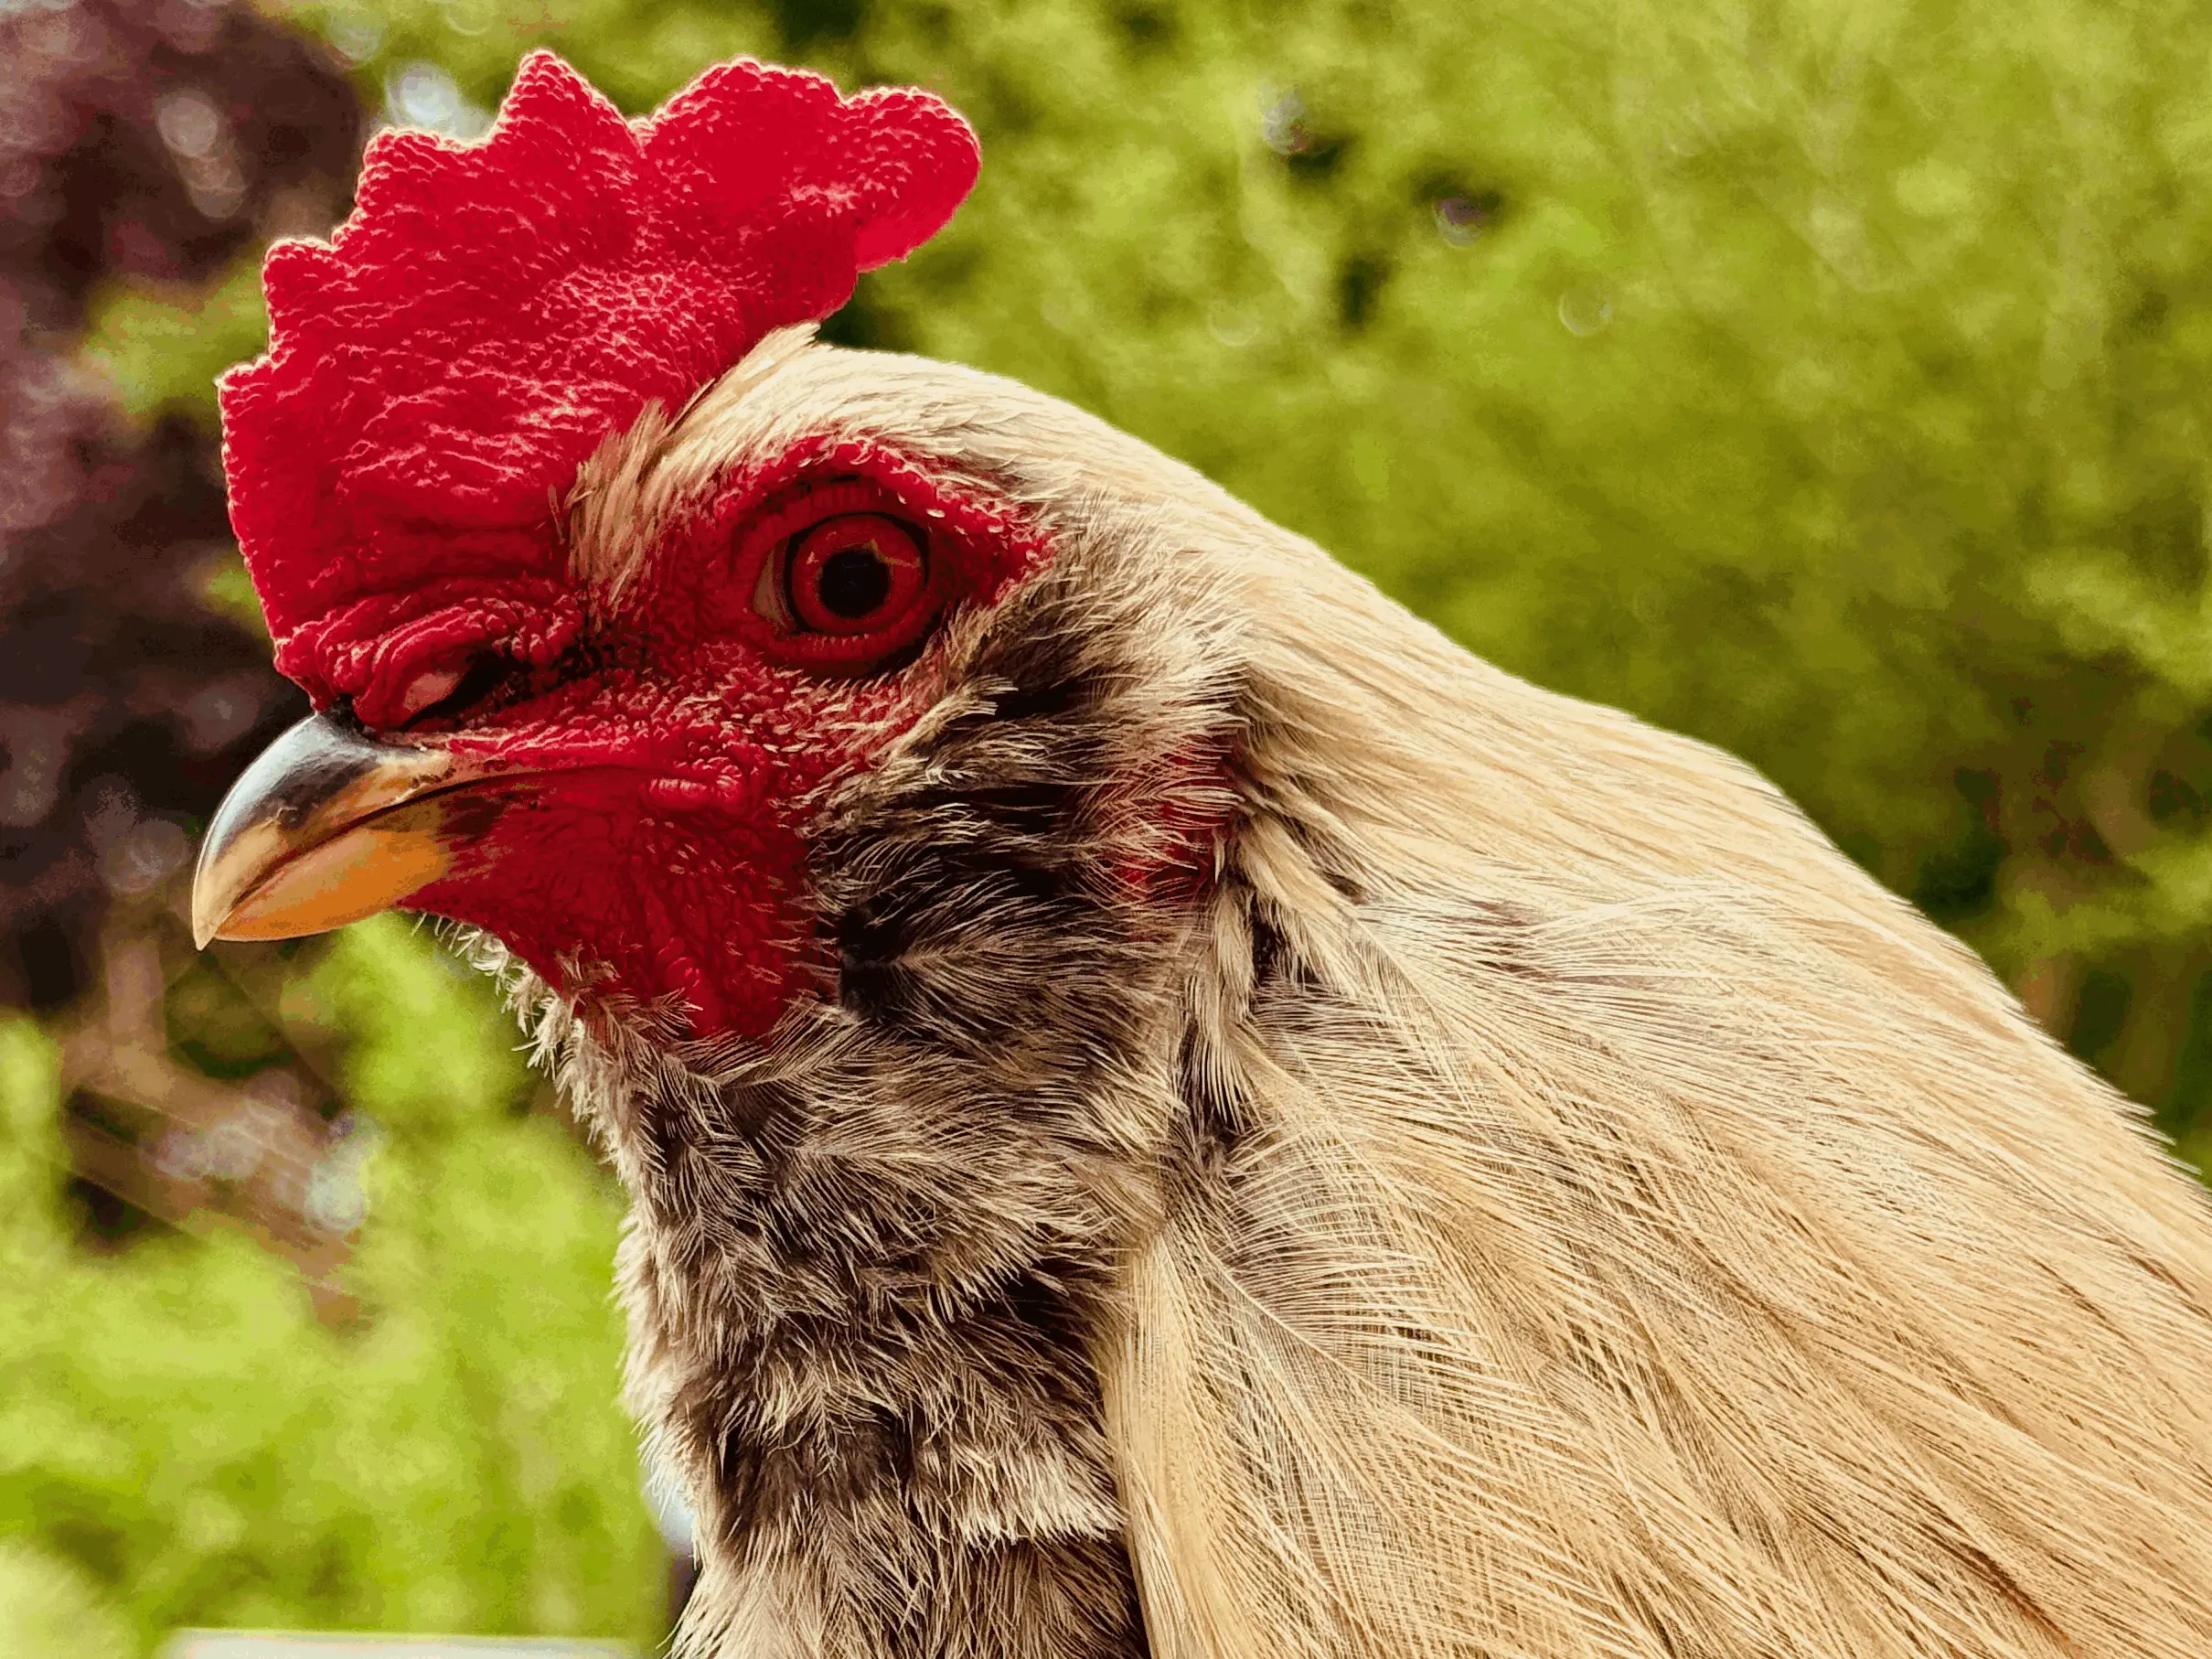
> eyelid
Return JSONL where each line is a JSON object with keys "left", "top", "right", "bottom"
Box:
{"left": 738, "top": 478, "right": 909, "bottom": 578}
{"left": 391, "top": 664, "right": 466, "bottom": 725}
{"left": 393, "top": 649, "right": 528, "bottom": 731}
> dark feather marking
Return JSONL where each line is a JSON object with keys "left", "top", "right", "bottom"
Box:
{"left": 573, "top": 548, "right": 1245, "bottom": 1659}
{"left": 1249, "top": 903, "right": 1292, "bottom": 991}
{"left": 1463, "top": 895, "right": 1559, "bottom": 982}
{"left": 1248, "top": 894, "right": 1324, "bottom": 995}
{"left": 987, "top": 678, "right": 1084, "bottom": 722}
{"left": 1170, "top": 1027, "right": 1245, "bottom": 1193}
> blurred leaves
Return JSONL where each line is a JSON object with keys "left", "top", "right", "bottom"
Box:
{"left": 197, "top": 551, "right": 272, "bottom": 642}
{"left": 0, "top": 1538, "right": 134, "bottom": 1659}
{"left": 0, "top": 926, "right": 656, "bottom": 1650}
{"left": 0, "top": 1019, "right": 68, "bottom": 1264}
{"left": 79, "top": 262, "right": 268, "bottom": 431}
{"left": 4, "top": 1, "right": 661, "bottom": 1653}
{"left": 305, "top": 920, "right": 534, "bottom": 1139}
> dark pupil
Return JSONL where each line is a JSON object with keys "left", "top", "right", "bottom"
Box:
{"left": 816, "top": 544, "right": 892, "bottom": 619}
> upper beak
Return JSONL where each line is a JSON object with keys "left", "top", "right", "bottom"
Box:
{"left": 191, "top": 710, "right": 511, "bottom": 948}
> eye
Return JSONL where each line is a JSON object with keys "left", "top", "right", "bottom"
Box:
{"left": 739, "top": 476, "right": 947, "bottom": 672}
{"left": 785, "top": 513, "right": 928, "bottom": 636}
{"left": 399, "top": 650, "right": 521, "bottom": 730}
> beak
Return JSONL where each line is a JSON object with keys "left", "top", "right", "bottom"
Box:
{"left": 192, "top": 710, "right": 511, "bottom": 947}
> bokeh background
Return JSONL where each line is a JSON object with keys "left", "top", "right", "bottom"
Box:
{"left": 5, "top": 0, "right": 2212, "bottom": 1651}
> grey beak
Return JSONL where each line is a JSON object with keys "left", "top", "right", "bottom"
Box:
{"left": 191, "top": 710, "right": 484, "bottom": 947}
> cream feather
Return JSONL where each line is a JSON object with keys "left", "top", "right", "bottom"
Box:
{"left": 1110, "top": 524, "right": 2212, "bottom": 1658}
{"left": 526, "top": 337, "right": 2212, "bottom": 1658}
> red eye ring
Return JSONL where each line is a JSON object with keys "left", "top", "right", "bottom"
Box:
{"left": 786, "top": 513, "right": 928, "bottom": 636}
{"left": 737, "top": 476, "right": 946, "bottom": 672}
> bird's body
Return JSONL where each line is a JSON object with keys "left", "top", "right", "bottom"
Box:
{"left": 195, "top": 53, "right": 2212, "bottom": 1659}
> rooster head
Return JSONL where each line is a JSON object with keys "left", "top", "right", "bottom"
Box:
{"left": 190, "top": 51, "right": 1122, "bottom": 1040}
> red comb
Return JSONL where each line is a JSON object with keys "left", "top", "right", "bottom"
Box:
{"left": 219, "top": 50, "right": 978, "bottom": 712}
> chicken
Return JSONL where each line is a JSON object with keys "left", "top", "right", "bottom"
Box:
{"left": 191, "top": 51, "right": 2212, "bottom": 1659}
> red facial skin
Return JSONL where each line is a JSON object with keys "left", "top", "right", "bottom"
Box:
{"left": 365, "top": 443, "right": 1047, "bottom": 1041}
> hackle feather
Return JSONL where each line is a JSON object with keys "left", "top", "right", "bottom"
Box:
{"left": 1116, "top": 513, "right": 2212, "bottom": 1659}
{"left": 491, "top": 338, "right": 2212, "bottom": 1659}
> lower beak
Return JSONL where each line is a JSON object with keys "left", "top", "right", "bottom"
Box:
{"left": 191, "top": 710, "right": 512, "bottom": 948}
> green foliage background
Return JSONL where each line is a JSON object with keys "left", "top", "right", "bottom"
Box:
{"left": 13, "top": 0, "right": 2212, "bottom": 1649}
{"left": 2, "top": 925, "right": 654, "bottom": 1652}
